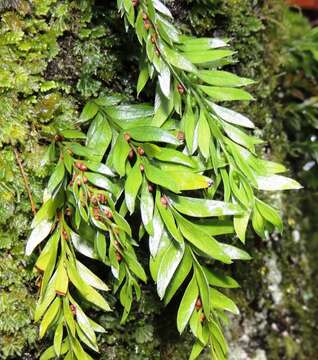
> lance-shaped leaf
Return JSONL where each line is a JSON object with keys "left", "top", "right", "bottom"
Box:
{"left": 168, "top": 194, "right": 241, "bottom": 217}
{"left": 211, "top": 103, "right": 255, "bottom": 128}
{"left": 157, "top": 241, "right": 185, "bottom": 299}
{"left": 178, "top": 36, "right": 229, "bottom": 52}
{"left": 39, "top": 297, "right": 61, "bottom": 338}
{"left": 53, "top": 320, "right": 63, "bottom": 357}
{"left": 220, "top": 244, "right": 251, "bottom": 261}
{"left": 80, "top": 101, "right": 99, "bottom": 122}
{"left": 255, "top": 199, "right": 283, "bottom": 232}
{"left": 199, "top": 70, "right": 254, "bottom": 88}
{"left": 128, "top": 126, "right": 181, "bottom": 145}
{"left": 55, "top": 261, "right": 69, "bottom": 296}
{"left": 140, "top": 177, "right": 154, "bottom": 234}
{"left": 184, "top": 49, "right": 234, "bottom": 64}
{"left": 203, "top": 267, "right": 239, "bottom": 288}
{"left": 125, "top": 161, "right": 142, "bottom": 214}
{"left": 177, "top": 274, "right": 198, "bottom": 334}
{"left": 112, "top": 132, "right": 131, "bottom": 177}
{"left": 26, "top": 219, "right": 53, "bottom": 256}
{"left": 76, "top": 260, "right": 109, "bottom": 291}
{"left": 200, "top": 85, "right": 254, "bottom": 101}
{"left": 165, "top": 170, "right": 211, "bottom": 191}
{"left": 164, "top": 246, "right": 193, "bottom": 305}
{"left": 175, "top": 213, "right": 231, "bottom": 263}
{"left": 47, "top": 160, "right": 65, "bottom": 195}
{"left": 143, "top": 143, "right": 195, "bottom": 167}
{"left": 210, "top": 288, "right": 239, "bottom": 315}
{"left": 86, "top": 113, "right": 112, "bottom": 162}
{"left": 255, "top": 175, "right": 302, "bottom": 191}
{"left": 144, "top": 163, "right": 180, "bottom": 192}
{"left": 85, "top": 172, "right": 118, "bottom": 194}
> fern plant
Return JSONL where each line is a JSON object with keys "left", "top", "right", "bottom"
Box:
{"left": 26, "top": 1, "right": 302, "bottom": 359}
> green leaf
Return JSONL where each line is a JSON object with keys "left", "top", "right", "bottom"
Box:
{"left": 63, "top": 297, "right": 76, "bottom": 336}
{"left": 210, "top": 288, "right": 239, "bottom": 315}
{"left": 159, "top": 44, "right": 197, "bottom": 73}
{"left": 157, "top": 241, "right": 185, "bottom": 299}
{"left": 55, "top": 261, "right": 69, "bottom": 296}
{"left": 106, "top": 104, "right": 153, "bottom": 123}
{"left": 25, "top": 220, "right": 53, "bottom": 256}
{"left": 183, "top": 101, "right": 196, "bottom": 154}
{"left": 194, "top": 263, "right": 210, "bottom": 317}
{"left": 76, "top": 260, "right": 109, "bottom": 291}
{"left": 128, "top": 126, "right": 181, "bottom": 145}
{"left": 165, "top": 170, "right": 211, "bottom": 191}
{"left": 168, "top": 194, "right": 241, "bottom": 217}
{"left": 175, "top": 213, "right": 231, "bottom": 263}
{"left": 144, "top": 163, "right": 180, "bottom": 192}
{"left": 158, "top": 64, "right": 171, "bottom": 98}
{"left": 255, "top": 175, "right": 302, "bottom": 191}
{"left": 53, "top": 320, "right": 63, "bottom": 357}
{"left": 143, "top": 143, "right": 195, "bottom": 167}
{"left": 149, "top": 206, "right": 164, "bottom": 257}
{"left": 112, "top": 132, "right": 131, "bottom": 177}
{"left": 96, "top": 231, "right": 106, "bottom": 261}
{"left": 39, "top": 297, "right": 61, "bottom": 338}
{"left": 47, "top": 160, "right": 65, "bottom": 195}
{"left": 203, "top": 267, "right": 239, "bottom": 288}
{"left": 192, "top": 219, "right": 234, "bottom": 236}
{"left": 82, "top": 161, "right": 115, "bottom": 177}
{"left": 140, "top": 177, "right": 154, "bottom": 234}
{"left": 86, "top": 113, "right": 112, "bottom": 162}
{"left": 125, "top": 162, "right": 143, "bottom": 214}
{"left": 184, "top": 49, "right": 234, "bottom": 64}
{"left": 76, "top": 305, "right": 97, "bottom": 345}
{"left": 199, "top": 70, "right": 254, "bottom": 87}
{"left": 198, "top": 110, "right": 211, "bottom": 159}
{"left": 164, "top": 246, "right": 193, "bottom": 305}
{"left": 85, "top": 172, "right": 117, "bottom": 194}
{"left": 60, "top": 129, "right": 86, "bottom": 139}
{"left": 255, "top": 199, "right": 283, "bottom": 232}
{"left": 234, "top": 212, "right": 250, "bottom": 243}
{"left": 200, "top": 85, "right": 254, "bottom": 101}
{"left": 156, "top": 192, "right": 183, "bottom": 243}
{"left": 124, "top": 252, "right": 147, "bottom": 282}
{"left": 137, "top": 62, "right": 150, "bottom": 96}
{"left": 177, "top": 274, "right": 198, "bottom": 334}
{"left": 80, "top": 101, "right": 99, "bottom": 122}
{"left": 220, "top": 244, "right": 251, "bottom": 261}
{"left": 179, "top": 36, "right": 229, "bottom": 52}
{"left": 211, "top": 103, "right": 255, "bottom": 128}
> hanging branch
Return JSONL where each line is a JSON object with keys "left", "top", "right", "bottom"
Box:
{"left": 25, "top": 1, "right": 302, "bottom": 359}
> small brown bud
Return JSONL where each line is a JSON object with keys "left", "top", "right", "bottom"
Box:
{"left": 105, "top": 209, "right": 113, "bottom": 219}
{"left": 200, "top": 313, "right": 206, "bottom": 322}
{"left": 160, "top": 196, "right": 168, "bottom": 207}
{"left": 116, "top": 251, "right": 123, "bottom": 262}
{"left": 83, "top": 176, "right": 88, "bottom": 184}
{"left": 144, "top": 19, "right": 151, "bottom": 30}
{"left": 132, "top": 0, "right": 139, "bottom": 6}
{"left": 177, "top": 131, "right": 185, "bottom": 141}
{"left": 80, "top": 164, "right": 88, "bottom": 171}
{"left": 98, "top": 193, "right": 107, "bottom": 203}
{"left": 195, "top": 297, "right": 202, "bottom": 310}
{"left": 137, "top": 146, "right": 145, "bottom": 156}
{"left": 62, "top": 229, "right": 68, "bottom": 240}
{"left": 148, "top": 183, "right": 154, "bottom": 192}
{"left": 70, "top": 304, "right": 77, "bottom": 315}
{"left": 69, "top": 180, "right": 74, "bottom": 186}
{"left": 151, "top": 34, "right": 157, "bottom": 44}
{"left": 65, "top": 208, "right": 72, "bottom": 217}
{"left": 124, "top": 133, "right": 131, "bottom": 142}
{"left": 140, "top": 164, "right": 145, "bottom": 172}
{"left": 77, "top": 179, "right": 82, "bottom": 186}
{"left": 75, "top": 161, "right": 82, "bottom": 169}
{"left": 91, "top": 196, "right": 98, "bottom": 205}
{"left": 128, "top": 149, "right": 134, "bottom": 159}
{"left": 177, "top": 84, "right": 185, "bottom": 95}
{"left": 155, "top": 49, "right": 160, "bottom": 57}
{"left": 142, "top": 12, "right": 148, "bottom": 20}
{"left": 54, "top": 134, "right": 64, "bottom": 142}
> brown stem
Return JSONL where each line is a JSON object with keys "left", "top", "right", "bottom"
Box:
{"left": 13, "top": 147, "right": 36, "bottom": 215}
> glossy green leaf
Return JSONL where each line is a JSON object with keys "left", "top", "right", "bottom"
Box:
{"left": 210, "top": 288, "right": 239, "bottom": 315}
{"left": 140, "top": 177, "right": 154, "bottom": 234}
{"left": 25, "top": 220, "right": 53, "bottom": 256}
{"left": 128, "top": 126, "right": 181, "bottom": 145}
{"left": 256, "top": 199, "right": 283, "bottom": 232}
{"left": 144, "top": 163, "right": 180, "bottom": 192}
{"left": 39, "top": 297, "right": 61, "bottom": 338}
{"left": 211, "top": 103, "right": 255, "bottom": 128}
{"left": 198, "top": 110, "right": 211, "bottom": 159}
{"left": 76, "top": 260, "right": 109, "bottom": 291}
{"left": 53, "top": 320, "right": 63, "bottom": 357}
{"left": 184, "top": 49, "right": 234, "bottom": 64}
{"left": 177, "top": 274, "right": 198, "bottom": 334}
{"left": 255, "top": 175, "right": 302, "bottom": 191}
{"left": 199, "top": 70, "right": 254, "bottom": 87}
{"left": 112, "top": 133, "right": 131, "bottom": 177}
{"left": 125, "top": 162, "right": 143, "bottom": 214}
{"left": 169, "top": 194, "right": 241, "bottom": 217}
{"left": 200, "top": 85, "right": 254, "bottom": 101}
{"left": 80, "top": 101, "right": 99, "bottom": 122}
{"left": 203, "top": 267, "right": 239, "bottom": 288}
{"left": 86, "top": 113, "right": 112, "bottom": 162}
